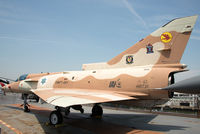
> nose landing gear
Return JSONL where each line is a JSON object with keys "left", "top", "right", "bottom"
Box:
{"left": 21, "top": 94, "right": 30, "bottom": 112}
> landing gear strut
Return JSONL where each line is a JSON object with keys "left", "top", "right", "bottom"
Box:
{"left": 71, "top": 105, "right": 84, "bottom": 113}
{"left": 64, "top": 105, "right": 84, "bottom": 116}
{"left": 21, "top": 94, "right": 30, "bottom": 112}
{"left": 91, "top": 104, "right": 103, "bottom": 118}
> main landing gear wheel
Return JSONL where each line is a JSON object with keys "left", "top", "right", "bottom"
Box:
{"left": 91, "top": 104, "right": 103, "bottom": 118}
{"left": 49, "top": 110, "right": 63, "bottom": 125}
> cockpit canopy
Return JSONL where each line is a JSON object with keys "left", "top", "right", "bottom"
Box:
{"left": 15, "top": 74, "right": 28, "bottom": 82}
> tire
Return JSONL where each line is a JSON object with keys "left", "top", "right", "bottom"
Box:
{"left": 49, "top": 111, "right": 63, "bottom": 125}
{"left": 24, "top": 105, "right": 30, "bottom": 112}
{"left": 92, "top": 105, "right": 103, "bottom": 116}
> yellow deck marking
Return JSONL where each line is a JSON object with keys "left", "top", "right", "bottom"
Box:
{"left": 0, "top": 119, "right": 23, "bottom": 134}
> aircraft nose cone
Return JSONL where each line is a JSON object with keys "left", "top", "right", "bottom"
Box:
{"left": 3, "top": 82, "right": 21, "bottom": 93}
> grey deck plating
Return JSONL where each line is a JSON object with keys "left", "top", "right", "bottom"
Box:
{"left": 0, "top": 94, "right": 199, "bottom": 134}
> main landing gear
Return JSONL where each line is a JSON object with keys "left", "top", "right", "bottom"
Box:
{"left": 91, "top": 104, "right": 103, "bottom": 118}
{"left": 49, "top": 105, "right": 84, "bottom": 125}
{"left": 49, "top": 104, "right": 103, "bottom": 125}
{"left": 21, "top": 94, "right": 30, "bottom": 112}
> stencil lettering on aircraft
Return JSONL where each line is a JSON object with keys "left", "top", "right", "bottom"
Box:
{"left": 136, "top": 80, "right": 149, "bottom": 88}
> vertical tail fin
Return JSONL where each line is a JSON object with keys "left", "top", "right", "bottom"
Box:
{"left": 82, "top": 15, "right": 198, "bottom": 70}
{"left": 107, "top": 15, "right": 198, "bottom": 67}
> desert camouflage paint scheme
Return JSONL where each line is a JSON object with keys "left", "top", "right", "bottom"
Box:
{"left": 3, "top": 15, "right": 198, "bottom": 108}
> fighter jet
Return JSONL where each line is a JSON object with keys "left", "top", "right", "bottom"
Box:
{"left": 0, "top": 77, "right": 12, "bottom": 95}
{"left": 2, "top": 15, "right": 199, "bottom": 125}
{"left": 0, "top": 82, "right": 6, "bottom": 94}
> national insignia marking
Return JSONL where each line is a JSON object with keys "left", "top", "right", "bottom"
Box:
{"left": 161, "top": 32, "right": 172, "bottom": 43}
{"left": 146, "top": 43, "right": 154, "bottom": 54}
{"left": 126, "top": 55, "right": 133, "bottom": 64}
{"left": 41, "top": 78, "right": 47, "bottom": 85}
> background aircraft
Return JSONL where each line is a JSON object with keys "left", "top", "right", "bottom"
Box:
{"left": 0, "top": 81, "right": 6, "bottom": 94}
{"left": 2, "top": 15, "right": 199, "bottom": 125}
{"left": 162, "top": 75, "right": 200, "bottom": 94}
{"left": 0, "top": 77, "right": 11, "bottom": 95}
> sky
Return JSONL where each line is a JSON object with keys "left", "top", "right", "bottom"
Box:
{"left": 0, "top": 0, "right": 200, "bottom": 82}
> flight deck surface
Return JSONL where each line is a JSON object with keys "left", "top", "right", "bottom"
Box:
{"left": 0, "top": 94, "right": 199, "bottom": 134}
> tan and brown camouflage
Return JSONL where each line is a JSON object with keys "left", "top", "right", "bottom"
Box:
{"left": 3, "top": 15, "right": 198, "bottom": 108}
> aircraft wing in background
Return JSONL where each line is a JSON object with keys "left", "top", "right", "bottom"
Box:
{"left": 161, "top": 75, "right": 200, "bottom": 94}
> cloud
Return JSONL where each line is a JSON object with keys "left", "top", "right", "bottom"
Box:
{"left": 146, "top": 14, "right": 177, "bottom": 28}
{"left": 174, "top": 71, "right": 200, "bottom": 95}
{"left": 122, "top": 0, "right": 147, "bottom": 28}
{"left": 175, "top": 69, "right": 200, "bottom": 82}
{"left": 0, "top": 2, "right": 49, "bottom": 25}
{"left": 191, "top": 36, "right": 200, "bottom": 41}
{"left": 0, "top": 36, "right": 57, "bottom": 44}
{"left": 193, "top": 29, "right": 200, "bottom": 34}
